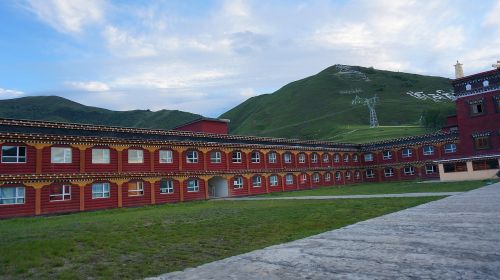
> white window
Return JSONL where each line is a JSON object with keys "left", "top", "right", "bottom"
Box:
{"left": 187, "top": 179, "right": 199, "bottom": 192}
{"left": 186, "top": 150, "right": 198, "bottom": 163}
{"left": 251, "top": 151, "right": 260, "bottom": 163}
{"left": 384, "top": 168, "right": 394, "bottom": 177}
{"left": 334, "top": 154, "right": 340, "bottom": 163}
{"left": 269, "top": 175, "right": 278, "bottom": 187}
{"left": 402, "top": 148, "right": 412, "bottom": 158}
{"left": 313, "top": 173, "right": 320, "bottom": 183}
{"left": 128, "top": 181, "right": 144, "bottom": 196}
{"left": 0, "top": 186, "right": 25, "bottom": 205}
{"left": 49, "top": 185, "right": 71, "bottom": 201}
{"left": 92, "top": 183, "right": 110, "bottom": 199}
{"left": 325, "top": 173, "right": 331, "bottom": 182}
{"left": 233, "top": 177, "right": 243, "bottom": 189}
{"left": 51, "top": 147, "right": 72, "bottom": 163}
{"left": 311, "top": 153, "right": 318, "bottom": 163}
{"left": 345, "top": 171, "right": 351, "bottom": 180}
{"left": 322, "top": 154, "right": 330, "bottom": 163}
{"left": 423, "top": 146, "right": 434, "bottom": 156}
{"left": 425, "top": 165, "right": 437, "bottom": 174}
{"left": 353, "top": 155, "right": 359, "bottom": 162}
{"left": 300, "top": 173, "right": 307, "bottom": 183}
{"left": 444, "top": 143, "right": 457, "bottom": 153}
{"left": 335, "top": 172, "right": 341, "bottom": 181}
{"left": 298, "top": 153, "right": 306, "bottom": 163}
{"left": 268, "top": 152, "right": 277, "bottom": 163}
{"left": 285, "top": 174, "right": 294, "bottom": 185}
{"left": 343, "top": 154, "right": 349, "bottom": 162}
{"left": 1, "top": 146, "right": 27, "bottom": 163}
{"left": 404, "top": 166, "right": 415, "bottom": 175}
{"left": 128, "top": 149, "right": 144, "bottom": 164}
{"left": 92, "top": 148, "right": 110, "bottom": 164}
{"left": 355, "top": 171, "right": 361, "bottom": 179}
{"left": 465, "top": 83, "right": 472, "bottom": 91}
{"left": 232, "top": 151, "right": 242, "bottom": 163}
{"left": 364, "top": 153, "right": 373, "bottom": 162}
{"left": 483, "top": 80, "right": 489, "bottom": 87}
{"left": 159, "top": 150, "right": 173, "bottom": 163}
{"left": 383, "top": 151, "right": 392, "bottom": 160}
{"left": 210, "top": 151, "right": 222, "bottom": 164}
{"left": 284, "top": 153, "right": 292, "bottom": 163}
{"left": 252, "top": 176, "right": 262, "bottom": 187}
{"left": 160, "top": 179, "right": 174, "bottom": 194}
{"left": 366, "top": 169, "right": 375, "bottom": 178}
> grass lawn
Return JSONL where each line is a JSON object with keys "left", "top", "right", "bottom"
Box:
{"left": 258, "top": 180, "right": 486, "bottom": 197}
{"left": 0, "top": 196, "right": 443, "bottom": 280}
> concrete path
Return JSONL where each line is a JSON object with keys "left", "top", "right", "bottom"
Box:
{"left": 149, "top": 183, "right": 500, "bottom": 280}
{"left": 221, "top": 192, "right": 464, "bottom": 201}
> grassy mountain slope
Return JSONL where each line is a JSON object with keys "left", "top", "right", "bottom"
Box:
{"left": 220, "top": 65, "right": 455, "bottom": 142}
{"left": 0, "top": 96, "right": 201, "bottom": 130}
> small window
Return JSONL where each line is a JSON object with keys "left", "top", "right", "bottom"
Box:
{"left": 324, "top": 173, "right": 331, "bottom": 182}
{"left": 353, "top": 154, "right": 359, "bottom": 162}
{"left": 128, "top": 149, "right": 144, "bottom": 164}
{"left": 335, "top": 171, "right": 341, "bottom": 181}
{"left": 423, "top": 146, "right": 434, "bottom": 156}
{"left": 311, "top": 153, "right": 318, "bottom": 163}
{"left": 483, "top": 80, "right": 489, "bottom": 87}
{"left": 364, "top": 153, "right": 373, "bottom": 162}
{"left": 474, "top": 136, "right": 490, "bottom": 150}
{"left": 443, "top": 162, "right": 467, "bottom": 173}
{"left": 425, "top": 165, "right": 437, "bottom": 174}
{"left": 345, "top": 171, "right": 351, "bottom": 180}
{"left": 312, "top": 173, "right": 320, "bottom": 183}
{"left": 251, "top": 151, "right": 260, "bottom": 163}
{"left": 160, "top": 179, "right": 174, "bottom": 194}
{"left": 186, "top": 150, "right": 199, "bottom": 163}
{"left": 402, "top": 148, "right": 412, "bottom": 158}
{"left": 128, "top": 181, "right": 144, "bottom": 196}
{"left": 404, "top": 166, "right": 415, "bottom": 175}
{"left": 334, "top": 154, "right": 340, "bottom": 163}
{"left": 232, "top": 151, "right": 242, "bottom": 163}
{"left": 298, "top": 153, "right": 306, "bottom": 164}
{"left": 470, "top": 103, "right": 485, "bottom": 116}
{"left": 355, "top": 170, "right": 361, "bottom": 179}
{"left": 233, "top": 176, "right": 243, "bottom": 189}
{"left": 343, "top": 154, "right": 349, "bottom": 163}
{"left": 0, "top": 186, "right": 25, "bottom": 205}
{"left": 92, "top": 183, "right": 110, "bottom": 199}
{"left": 187, "top": 179, "right": 199, "bottom": 192}
{"left": 366, "top": 169, "right": 375, "bottom": 178}
{"left": 444, "top": 143, "right": 457, "bottom": 153}
{"left": 300, "top": 173, "right": 307, "bottom": 183}
{"left": 1, "top": 146, "right": 27, "bottom": 163}
{"left": 465, "top": 84, "right": 472, "bottom": 91}
{"left": 159, "top": 150, "right": 173, "bottom": 163}
{"left": 472, "top": 159, "right": 499, "bottom": 171}
{"left": 252, "top": 176, "right": 262, "bottom": 187}
{"left": 384, "top": 168, "right": 394, "bottom": 177}
{"left": 383, "top": 151, "right": 392, "bottom": 160}
{"left": 51, "top": 147, "right": 72, "bottom": 163}
{"left": 92, "top": 148, "right": 110, "bottom": 164}
{"left": 268, "top": 152, "right": 277, "bottom": 164}
{"left": 322, "top": 154, "right": 329, "bottom": 163}
{"left": 210, "top": 151, "right": 222, "bottom": 164}
{"left": 49, "top": 185, "right": 71, "bottom": 201}
{"left": 284, "top": 153, "right": 292, "bottom": 164}
{"left": 285, "top": 174, "right": 294, "bottom": 185}
{"left": 269, "top": 175, "right": 278, "bottom": 187}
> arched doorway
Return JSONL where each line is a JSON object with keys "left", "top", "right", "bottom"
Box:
{"left": 208, "top": 176, "right": 229, "bottom": 198}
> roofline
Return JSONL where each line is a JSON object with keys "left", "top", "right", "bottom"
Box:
{"left": 453, "top": 68, "right": 499, "bottom": 83}
{"left": 433, "top": 154, "right": 500, "bottom": 163}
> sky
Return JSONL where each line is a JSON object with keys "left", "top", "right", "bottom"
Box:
{"left": 0, "top": 0, "right": 499, "bottom": 117}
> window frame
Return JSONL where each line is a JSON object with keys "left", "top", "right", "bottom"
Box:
{"left": 443, "top": 162, "right": 467, "bottom": 173}
{"left": 1, "top": 146, "right": 27, "bottom": 163}
{"left": 311, "top": 153, "right": 318, "bottom": 163}
{"left": 343, "top": 154, "right": 349, "bottom": 163}
{"left": 252, "top": 175, "right": 262, "bottom": 187}
{"left": 366, "top": 169, "right": 375, "bottom": 178}
{"left": 444, "top": 143, "right": 457, "bottom": 154}
{"left": 233, "top": 176, "right": 243, "bottom": 189}
{"left": 402, "top": 148, "right": 412, "bottom": 158}
{"left": 91, "top": 148, "right": 110, "bottom": 164}
{"left": 159, "top": 150, "right": 173, "bottom": 164}
{"left": 322, "top": 154, "right": 329, "bottom": 163}
{"left": 51, "top": 147, "right": 72, "bottom": 164}
{"left": 92, "top": 183, "right": 110, "bottom": 199}
{"left": 324, "top": 172, "right": 331, "bottom": 182}
{"left": 268, "top": 152, "right": 277, "bottom": 164}
{"left": 423, "top": 146, "right": 435, "bottom": 156}
{"left": 383, "top": 151, "right": 392, "bottom": 160}
{"left": 210, "top": 151, "right": 222, "bottom": 164}
{"left": 251, "top": 151, "right": 261, "bottom": 163}
{"left": 285, "top": 174, "right": 294, "bottom": 185}
{"left": 49, "top": 184, "right": 72, "bottom": 201}
{"left": 364, "top": 153, "right": 373, "bottom": 162}
{"left": 353, "top": 154, "right": 359, "bottom": 162}
{"left": 312, "top": 173, "right": 320, "bottom": 183}
{"left": 128, "top": 181, "right": 145, "bottom": 197}
{"left": 384, "top": 168, "right": 394, "bottom": 177}
{"left": 0, "top": 186, "right": 25, "bottom": 205}
{"left": 269, "top": 175, "right": 279, "bottom": 187}
{"left": 283, "top": 153, "right": 292, "bottom": 164}
{"left": 186, "top": 150, "right": 199, "bottom": 163}
{"left": 187, "top": 179, "right": 199, "bottom": 192}
{"left": 298, "top": 153, "right": 306, "bottom": 164}
{"left": 425, "top": 165, "right": 437, "bottom": 174}
{"left": 159, "top": 179, "right": 174, "bottom": 194}
{"left": 403, "top": 166, "right": 415, "bottom": 175}
{"left": 232, "top": 151, "right": 242, "bottom": 163}
{"left": 300, "top": 173, "right": 307, "bottom": 183}
{"left": 334, "top": 154, "right": 340, "bottom": 163}
{"left": 473, "top": 136, "right": 491, "bottom": 150}
{"left": 128, "top": 149, "right": 144, "bottom": 164}
{"left": 335, "top": 171, "right": 341, "bottom": 181}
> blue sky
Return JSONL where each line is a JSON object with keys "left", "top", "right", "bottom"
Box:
{"left": 0, "top": 0, "right": 499, "bottom": 117}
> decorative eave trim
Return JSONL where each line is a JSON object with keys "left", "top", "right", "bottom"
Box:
{"left": 434, "top": 154, "right": 500, "bottom": 164}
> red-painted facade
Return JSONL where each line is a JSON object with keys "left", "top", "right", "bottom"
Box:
{"left": 174, "top": 118, "right": 229, "bottom": 134}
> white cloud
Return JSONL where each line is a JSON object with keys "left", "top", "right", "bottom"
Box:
{"left": 103, "top": 25, "right": 158, "bottom": 58}
{"left": 66, "top": 81, "right": 110, "bottom": 92}
{"left": 239, "top": 88, "right": 258, "bottom": 98}
{"left": 484, "top": 0, "right": 500, "bottom": 28}
{"left": 27, "top": 0, "right": 105, "bottom": 34}
{"left": 0, "top": 88, "right": 24, "bottom": 99}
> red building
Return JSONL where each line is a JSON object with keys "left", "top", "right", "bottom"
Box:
{"left": 0, "top": 66, "right": 498, "bottom": 218}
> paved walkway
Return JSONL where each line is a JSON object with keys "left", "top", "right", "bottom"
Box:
{"left": 221, "top": 192, "right": 464, "bottom": 201}
{"left": 149, "top": 183, "right": 500, "bottom": 280}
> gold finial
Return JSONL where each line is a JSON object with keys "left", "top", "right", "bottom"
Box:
{"left": 454, "top": 60, "right": 464, "bottom": 78}
{"left": 493, "top": 60, "right": 500, "bottom": 69}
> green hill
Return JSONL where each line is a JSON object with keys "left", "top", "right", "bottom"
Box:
{"left": 220, "top": 65, "right": 456, "bottom": 143}
{"left": 0, "top": 96, "right": 201, "bottom": 130}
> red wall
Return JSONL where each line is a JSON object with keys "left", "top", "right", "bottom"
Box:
{"left": 154, "top": 149, "right": 180, "bottom": 172}
{"left": 0, "top": 184, "right": 36, "bottom": 218}
{"left": 122, "top": 181, "right": 151, "bottom": 207}
{"left": 41, "top": 183, "right": 80, "bottom": 214}
{"left": 0, "top": 143, "right": 36, "bottom": 174}
{"left": 122, "top": 147, "right": 151, "bottom": 172}
{"left": 85, "top": 146, "right": 118, "bottom": 173}
{"left": 84, "top": 182, "right": 119, "bottom": 211}
{"left": 174, "top": 120, "right": 228, "bottom": 134}
{"left": 181, "top": 150, "right": 204, "bottom": 171}
{"left": 182, "top": 178, "right": 206, "bottom": 201}
{"left": 154, "top": 179, "right": 181, "bottom": 204}
{"left": 41, "top": 145, "right": 80, "bottom": 173}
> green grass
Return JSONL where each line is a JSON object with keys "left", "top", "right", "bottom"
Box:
{"left": 324, "top": 125, "right": 429, "bottom": 143}
{"left": 258, "top": 180, "right": 486, "bottom": 197}
{"left": 0, "top": 197, "right": 443, "bottom": 280}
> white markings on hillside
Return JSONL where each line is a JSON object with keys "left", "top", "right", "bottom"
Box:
{"left": 339, "top": 88, "right": 363, "bottom": 94}
{"left": 406, "top": 90, "right": 455, "bottom": 102}
{"left": 333, "top": 65, "right": 371, "bottom": 82}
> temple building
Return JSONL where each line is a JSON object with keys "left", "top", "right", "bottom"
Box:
{"left": 0, "top": 65, "right": 498, "bottom": 218}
